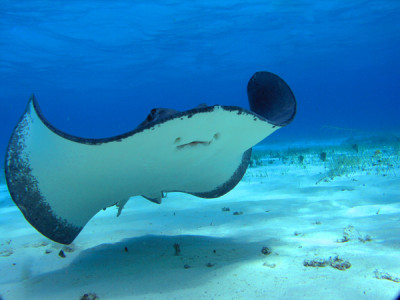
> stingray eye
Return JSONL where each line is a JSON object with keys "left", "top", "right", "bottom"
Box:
{"left": 147, "top": 109, "right": 158, "bottom": 121}
{"left": 150, "top": 109, "right": 158, "bottom": 118}
{"left": 214, "top": 133, "right": 220, "bottom": 140}
{"left": 174, "top": 137, "right": 181, "bottom": 144}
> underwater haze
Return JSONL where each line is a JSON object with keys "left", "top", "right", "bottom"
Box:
{"left": 1, "top": 0, "right": 400, "bottom": 161}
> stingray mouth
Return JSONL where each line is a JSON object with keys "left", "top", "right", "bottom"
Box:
{"left": 175, "top": 133, "right": 220, "bottom": 150}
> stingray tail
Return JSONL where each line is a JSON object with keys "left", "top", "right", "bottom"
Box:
{"left": 247, "top": 71, "right": 296, "bottom": 126}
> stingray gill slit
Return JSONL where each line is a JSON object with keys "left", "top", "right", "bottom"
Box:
{"left": 175, "top": 133, "right": 220, "bottom": 149}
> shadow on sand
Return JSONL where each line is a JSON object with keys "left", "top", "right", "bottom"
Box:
{"left": 24, "top": 234, "right": 277, "bottom": 298}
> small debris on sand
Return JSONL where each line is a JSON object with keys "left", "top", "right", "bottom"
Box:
{"left": 263, "top": 262, "right": 276, "bottom": 268}
{"left": 337, "top": 225, "right": 372, "bottom": 243}
{"left": 304, "top": 256, "right": 351, "bottom": 271}
{"left": 261, "top": 247, "right": 272, "bottom": 255}
{"left": 29, "top": 241, "right": 48, "bottom": 248}
{"left": 58, "top": 250, "right": 66, "bottom": 258}
{"left": 62, "top": 244, "right": 75, "bottom": 253}
{"left": 206, "top": 262, "right": 215, "bottom": 267}
{"left": 80, "top": 293, "right": 99, "bottom": 300}
{"left": 233, "top": 211, "right": 243, "bottom": 215}
{"left": 374, "top": 270, "right": 400, "bottom": 283}
{"left": 0, "top": 249, "right": 13, "bottom": 257}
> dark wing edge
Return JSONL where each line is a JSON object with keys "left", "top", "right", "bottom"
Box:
{"left": 190, "top": 149, "right": 252, "bottom": 198}
{"left": 5, "top": 97, "right": 82, "bottom": 244}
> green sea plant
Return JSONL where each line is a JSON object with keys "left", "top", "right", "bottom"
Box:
{"left": 250, "top": 137, "right": 399, "bottom": 184}
{"left": 320, "top": 151, "right": 327, "bottom": 161}
{"left": 250, "top": 152, "right": 264, "bottom": 167}
{"left": 326, "top": 154, "right": 362, "bottom": 179}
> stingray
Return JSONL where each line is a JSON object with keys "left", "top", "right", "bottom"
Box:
{"left": 4, "top": 71, "right": 296, "bottom": 244}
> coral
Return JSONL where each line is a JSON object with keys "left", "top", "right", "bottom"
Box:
{"left": 337, "top": 225, "right": 372, "bottom": 243}
{"left": 374, "top": 270, "right": 400, "bottom": 283}
{"left": 304, "top": 256, "right": 351, "bottom": 271}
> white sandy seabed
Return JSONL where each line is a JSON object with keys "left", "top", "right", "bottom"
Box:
{"left": 0, "top": 141, "right": 399, "bottom": 300}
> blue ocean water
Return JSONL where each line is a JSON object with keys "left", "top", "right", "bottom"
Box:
{"left": 1, "top": 0, "right": 399, "bottom": 161}
{"left": 1, "top": 2, "right": 400, "bottom": 299}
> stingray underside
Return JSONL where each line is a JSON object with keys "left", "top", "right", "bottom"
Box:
{"left": 5, "top": 71, "right": 296, "bottom": 244}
